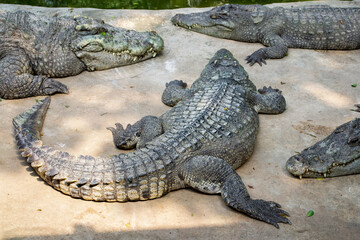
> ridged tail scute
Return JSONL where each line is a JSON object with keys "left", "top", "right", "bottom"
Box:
{"left": 13, "top": 98, "right": 167, "bottom": 202}
{"left": 13, "top": 97, "right": 51, "bottom": 141}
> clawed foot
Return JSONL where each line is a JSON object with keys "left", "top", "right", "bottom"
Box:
{"left": 245, "top": 49, "right": 267, "bottom": 66}
{"left": 258, "top": 86, "right": 281, "bottom": 94}
{"left": 165, "top": 79, "right": 187, "bottom": 88}
{"left": 352, "top": 104, "right": 360, "bottom": 112}
{"left": 107, "top": 123, "right": 139, "bottom": 149}
{"left": 39, "top": 78, "right": 69, "bottom": 95}
{"left": 238, "top": 199, "right": 291, "bottom": 228}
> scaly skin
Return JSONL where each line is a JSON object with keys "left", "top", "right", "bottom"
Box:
{"left": 0, "top": 11, "right": 164, "bottom": 99}
{"left": 287, "top": 118, "right": 360, "bottom": 178}
{"left": 171, "top": 4, "right": 360, "bottom": 66}
{"left": 14, "top": 49, "right": 290, "bottom": 228}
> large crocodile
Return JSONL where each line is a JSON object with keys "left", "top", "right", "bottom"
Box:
{"left": 171, "top": 4, "right": 360, "bottom": 66}
{"left": 13, "top": 49, "right": 290, "bottom": 228}
{"left": 287, "top": 118, "right": 360, "bottom": 178}
{"left": 0, "top": 11, "right": 164, "bottom": 99}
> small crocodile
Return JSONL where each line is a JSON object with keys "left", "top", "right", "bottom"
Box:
{"left": 171, "top": 4, "right": 360, "bottom": 66}
{"left": 287, "top": 118, "right": 360, "bottom": 178}
{"left": 13, "top": 49, "right": 290, "bottom": 228}
{"left": 0, "top": 11, "right": 164, "bottom": 99}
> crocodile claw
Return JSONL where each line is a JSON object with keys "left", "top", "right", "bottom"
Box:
{"left": 40, "top": 78, "right": 69, "bottom": 95}
{"left": 246, "top": 199, "right": 291, "bottom": 228}
{"left": 351, "top": 104, "right": 360, "bottom": 112}
{"left": 246, "top": 50, "right": 267, "bottom": 66}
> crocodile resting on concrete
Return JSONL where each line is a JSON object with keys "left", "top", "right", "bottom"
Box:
{"left": 172, "top": 4, "right": 360, "bottom": 66}
{"left": 0, "top": 11, "right": 164, "bottom": 99}
{"left": 14, "top": 49, "right": 290, "bottom": 228}
{"left": 287, "top": 118, "right": 360, "bottom": 178}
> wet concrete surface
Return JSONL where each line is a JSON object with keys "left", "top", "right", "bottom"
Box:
{"left": 0, "top": 1, "right": 359, "bottom": 239}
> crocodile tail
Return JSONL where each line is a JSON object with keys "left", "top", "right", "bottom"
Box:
{"left": 13, "top": 97, "right": 51, "bottom": 141}
{"left": 13, "top": 99, "right": 167, "bottom": 202}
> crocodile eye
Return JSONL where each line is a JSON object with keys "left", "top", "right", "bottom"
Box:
{"left": 347, "top": 136, "right": 360, "bottom": 145}
{"left": 135, "top": 132, "right": 141, "bottom": 137}
{"left": 335, "top": 126, "right": 345, "bottom": 134}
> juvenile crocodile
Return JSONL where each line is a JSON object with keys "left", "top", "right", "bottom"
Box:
{"left": 287, "top": 118, "right": 360, "bottom": 178}
{"left": 171, "top": 4, "right": 360, "bottom": 66}
{"left": 14, "top": 49, "right": 290, "bottom": 228}
{"left": 0, "top": 11, "right": 164, "bottom": 99}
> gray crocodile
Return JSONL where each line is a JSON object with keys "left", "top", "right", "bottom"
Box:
{"left": 171, "top": 4, "right": 360, "bottom": 66}
{"left": 287, "top": 118, "right": 360, "bottom": 178}
{"left": 0, "top": 11, "right": 164, "bottom": 99}
{"left": 13, "top": 49, "right": 290, "bottom": 228}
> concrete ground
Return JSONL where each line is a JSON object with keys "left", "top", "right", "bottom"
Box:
{"left": 1, "top": 1, "right": 359, "bottom": 239}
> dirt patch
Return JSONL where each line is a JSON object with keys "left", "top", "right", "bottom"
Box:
{"left": 292, "top": 121, "right": 334, "bottom": 138}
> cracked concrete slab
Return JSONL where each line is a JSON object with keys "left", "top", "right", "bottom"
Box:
{"left": 0, "top": 1, "right": 359, "bottom": 239}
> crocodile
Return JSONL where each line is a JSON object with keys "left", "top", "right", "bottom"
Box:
{"left": 287, "top": 118, "right": 360, "bottom": 178}
{"left": 13, "top": 49, "right": 290, "bottom": 228}
{"left": 0, "top": 11, "right": 164, "bottom": 99}
{"left": 171, "top": 4, "right": 360, "bottom": 66}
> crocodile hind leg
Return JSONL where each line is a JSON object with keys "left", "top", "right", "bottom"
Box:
{"left": 179, "top": 155, "right": 291, "bottom": 228}
{"left": 107, "top": 115, "right": 163, "bottom": 149}
{"left": 161, "top": 80, "right": 193, "bottom": 106}
{"left": 0, "top": 51, "right": 68, "bottom": 99}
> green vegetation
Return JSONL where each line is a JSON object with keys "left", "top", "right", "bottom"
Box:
{"left": 0, "top": 0, "right": 311, "bottom": 10}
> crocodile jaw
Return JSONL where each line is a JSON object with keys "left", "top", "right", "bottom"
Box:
{"left": 287, "top": 118, "right": 360, "bottom": 178}
{"left": 171, "top": 10, "right": 235, "bottom": 39}
{"left": 73, "top": 29, "right": 164, "bottom": 71}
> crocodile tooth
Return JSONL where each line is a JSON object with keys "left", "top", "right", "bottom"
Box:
{"left": 133, "top": 56, "right": 138, "bottom": 62}
{"left": 153, "top": 52, "right": 157, "bottom": 58}
{"left": 323, "top": 173, "right": 327, "bottom": 177}
{"left": 299, "top": 175, "right": 302, "bottom": 179}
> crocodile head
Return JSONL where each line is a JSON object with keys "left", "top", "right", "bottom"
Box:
{"left": 191, "top": 48, "right": 256, "bottom": 91}
{"left": 171, "top": 4, "right": 267, "bottom": 41}
{"left": 72, "top": 17, "right": 164, "bottom": 71}
{"left": 286, "top": 119, "right": 360, "bottom": 178}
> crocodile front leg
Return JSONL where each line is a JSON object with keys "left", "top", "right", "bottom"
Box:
{"left": 107, "top": 115, "right": 163, "bottom": 149}
{"left": 246, "top": 34, "right": 288, "bottom": 66}
{"left": 254, "top": 86, "right": 286, "bottom": 114}
{"left": 179, "top": 155, "right": 291, "bottom": 228}
{"left": 0, "top": 51, "right": 68, "bottom": 99}
{"left": 161, "top": 80, "right": 194, "bottom": 107}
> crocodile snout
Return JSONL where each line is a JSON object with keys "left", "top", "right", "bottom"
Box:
{"left": 286, "top": 154, "right": 307, "bottom": 177}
